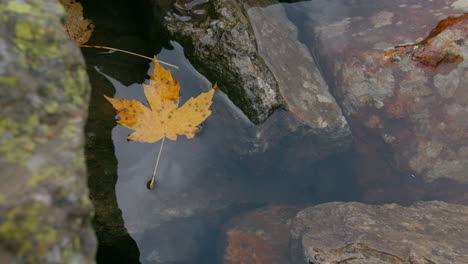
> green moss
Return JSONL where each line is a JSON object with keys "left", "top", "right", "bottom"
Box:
{"left": 44, "top": 101, "right": 59, "bottom": 114}
{"left": 80, "top": 195, "right": 92, "bottom": 207}
{"left": 0, "top": 135, "right": 36, "bottom": 163}
{"left": 23, "top": 114, "right": 40, "bottom": 133}
{"left": 0, "top": 2, "right": 33, "bottom": 15}
{"left": 0, "top": 118, "right": 19, "bottom": 135}
{"left": 27, "top": 167, "right": 64, "bottom": 187}
{"left": 0, "top": 75, "right": 17, "bottom": 85}
{"left": 0, "top": 115, "right": 48, "bottom": 164}
{"left": 15, "top": 20, "right": 34, "bottom": 40}
{"left": 0, "top": 2, "right": 64, "bottom": 19}
{"left": 73, "top": 154, "right": 85, "bottom": 166}
{"left": 14, "top": 20, "right": 67, "bottom": 61}
{"left": 62, "top": 68, "right": 89, "bottom": 106}
{"left": 40, "top": 229, "right": 57, "bottom": 244}
{"left": 46, "top": 83, "right": 58, "bottom": 94}
{"left": 61, "top": 124, "right": 80, "bottom": 139}
{"left": 62, "top": 242, "right": 75, "bottom": 264}
{"left": 0, "top": 203, "right": 58, "bottom": 263}
{"left": 62, "top": 234, "right": 84, "bottom": 264}
{"left": 73, "top": 237, "right": 81, "bottom": 249}
{"left": 1, "top": 0, "right": 67, "bottom": 66}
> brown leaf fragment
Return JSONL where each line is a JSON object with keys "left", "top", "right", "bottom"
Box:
{"left": 60, "top": 0, "right": 93, "bottom": 45}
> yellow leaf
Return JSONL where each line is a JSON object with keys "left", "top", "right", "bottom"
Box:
{"left": 60, "top": 0, "right": 93, "bottom": 45}
{"left": 105, "top": 57, "right": 217, "bottom": 143}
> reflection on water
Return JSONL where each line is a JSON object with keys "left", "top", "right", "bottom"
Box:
{"left": 84, "top": 0, "right": 468, "bottom": 263}
{"left": 98, "top": 42, "right": 357, "bottom": 263}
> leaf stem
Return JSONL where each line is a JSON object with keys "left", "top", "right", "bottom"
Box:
{"left": 80, "top": 44, "right": 179, "bottom": 69}
{"left": 147, "top": 137, "right": 166, "bottom": 189}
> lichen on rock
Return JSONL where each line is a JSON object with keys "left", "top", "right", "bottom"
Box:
{"left": 0, "top": 0, "right": 96, "bottom": 263}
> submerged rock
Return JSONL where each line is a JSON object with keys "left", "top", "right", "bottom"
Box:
{"left": 288, "top": 0, "right": 468, "bottom": 186}
{"left": 0, "top": 0, "right": 96, "bottom": 263}
{"left": 106, "top": 43, "right": 355, "bottom": 264}
{"left": 248, "top": 3, "right": 352, "bottom": 160}
{"left": 290, "top": 201, "right": 468, "bottom": 264}
{"left": 221, "top": 205, "right": 300, "bottom": 264}
{"left": 152, "top": 0, "right": 352, "bottom": 142}
{"left": 151, "top": 0, "right": 352, "bottom": 162}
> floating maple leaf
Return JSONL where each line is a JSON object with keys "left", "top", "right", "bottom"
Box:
{"left": 105, "top": 57, "right": 217, "bottom": 143}
{"left": 105, "top": 57, "right": 216, "bottom": 189}
{"left": 60, "top": 0, "right": 93, "bottom": 45}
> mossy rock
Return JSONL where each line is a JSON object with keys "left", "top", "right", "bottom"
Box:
{"left": 0, "top": 0, "right": 96, "bottom": 263}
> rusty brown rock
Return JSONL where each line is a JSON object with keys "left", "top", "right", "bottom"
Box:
{"left": 287, "top": 0, "right": 468, "bottom": 189}
{"left": 222, "top": 205, "right": 300, "bottom": 264}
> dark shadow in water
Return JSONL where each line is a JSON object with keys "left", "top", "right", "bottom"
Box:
{"left": 80, "top": 0, "right": 362, "bottom": 262}
{"left": 84, "top": 65, "right": 141, "bottom": 264}
{"left": 105, "top": 42, "right": 360, "bottom": 264}
{"left": 81, "top": 0, "right": 158, "bottom": 263}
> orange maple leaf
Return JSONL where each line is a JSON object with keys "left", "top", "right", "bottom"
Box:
{"left": 104, "top": 57, "right": 217, "bottom": 143}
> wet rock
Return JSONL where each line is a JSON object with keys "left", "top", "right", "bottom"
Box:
{"left": 222, "top": 205, "right": 300, "bottom": 264}
{"left": 153, "top": 0, "right": 352, "bottom": 162}
{"left": 0, "top": 0, "right": 96, "bottom": 263}
{"left": 153, "top": 0, "right": 282, "bottom": 123}
{"left": 290, "top": 201, "right": 468, "bottom": 264}
{"left": 287, "top": 0, "right": 468, "bottom": 186}
{"left": 248, "top": 4, "right": 350, "bottom": 142}
{"left": 152, "top": 1, "right": 352, "bottom": 136}
{"left": 248, "top": 3, "right": 352, "bottom": 162}
{"left": 107, "top": 44, "right": 356, "bottom": 264}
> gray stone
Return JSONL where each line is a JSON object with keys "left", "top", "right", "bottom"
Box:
{"left": 290, "top": 201, "right": 468, "bottom": 264}
{"left": 105, "top": 43, "right": 353, "bottom": 264}
{"left": 0, "top": 0, "right": 96, "bottom": 263}
{"left": 154, "top": 0, "right": 283, "bottom": 123}
{"left": 154, "top": 1, "right": 352, "bottom": 159}
{"left": 248, "top": 4, "right": 350, "bottom": 140}
{"left": 248, "top": 3, "right": 352, "bottom": 157}
{"left": 286, "top": 0, "right": 468, "bottom": 184}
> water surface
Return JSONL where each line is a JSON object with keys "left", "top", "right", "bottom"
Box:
{"left": 83, "top": 1, "right": 468, "bottom": 263}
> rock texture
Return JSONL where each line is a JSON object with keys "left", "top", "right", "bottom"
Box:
{"left": 290, "top": 201, "right": 468, "bottom": 264}
{"left": 153, "top": 0, "right": 282, "bottom": 123}
{"left": 221, "top": 205, "right": 300, "bottom": 264}
{"left": 104, "top": 43, "right": 355, "bottom": 264}
{"left": 153, "top": 0, "right": 351, "bottom": 133}
{"left": 288, "top": 0, "right": 468, "bottom": 185}
{"left": 152, "top": 0, "right": 352, "bottom": 162}
{"left": 0, "top": 0, "right": 96, "bottom": 263}
{"left": 248, "top": 4, "right": 350, "bottom": 141}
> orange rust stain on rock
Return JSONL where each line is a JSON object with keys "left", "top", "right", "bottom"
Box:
{"left": 385, "top": 92, "right": 416, "bottom": 118}
{"left": 413, "top": 44, "right": 464, "bottom": 67}
{"left": 420, "top": 13, "right": 468, "bottom": 45}
{"left": 442, "top": 123, "right": 468, "bottom": 140}
{"left": 224, "top": 230, "right": 277, "bottom": 264}
{"left": 385, "top": 14, "right": 468, "bottom": 67}
{"left": 366, "top": 115, "right": 383, "bottom": 129}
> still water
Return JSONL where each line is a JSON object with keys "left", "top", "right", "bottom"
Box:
{"left": 83, "top": 0, "right": 468, "bottom": 263}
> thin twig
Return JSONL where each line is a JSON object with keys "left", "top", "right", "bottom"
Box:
{"left": 80, "top": 44, "right": 179, "bottom": 69}
{"left": 147, "top": 137, "right": 166, "bottom": 189}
